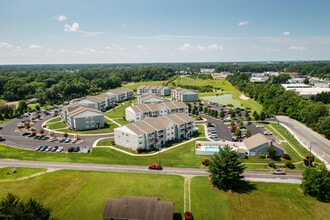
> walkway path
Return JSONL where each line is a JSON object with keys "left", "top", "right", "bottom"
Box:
{"left": 183, "top": 177, "right": 192, "bottom": 212}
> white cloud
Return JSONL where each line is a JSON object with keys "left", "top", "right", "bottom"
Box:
{"left": 29, "top": 44, "right": 43, "bottom": 50}
{"left": 197, "top": 44, "right": 223, "bottom": 51}
{"left": 282, "top": 31, "right": 290, "bottom": 36}
{"left": 57, "top": 15, "right": 67, "bottom": 21}
{"left": 0, "top": 42, "right": 14, "bottom": 49}
{"left": 64, "top": 22, "right": 80, "bottom": 32}
{"left": 289, "top": 46, "right": 305, "bottom": 51}
{"left": 179, "top": 43, "right": 192, "bottom": 51}
{"left": 136, "top": 45, "right": 149, "bottom": 51}
{"left": 238, "top": 21, "right": 249, "bottom": 26}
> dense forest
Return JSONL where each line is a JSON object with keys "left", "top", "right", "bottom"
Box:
{"left": 226, "top": 73, "right": 330, "bottom": 139}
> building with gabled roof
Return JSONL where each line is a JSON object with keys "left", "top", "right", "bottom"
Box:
{"left": 125, "top": 101, "right": 188, "bottom": 122}
{"left": 171, "top": 87, "right": 198, "bottom": 102}
{"left": 61, "top": 104, "right": 104, "bottom": 131}
{"left": 138, "top": 94, "right": 169, "bottom": 104}
{"left": 243, "top": 133, "right": 284, "bottom": 157}
{"left": 102, "top": 196, "right": 174, "bottom": 220}
{"left": 106, "top": 88, "right": 134, "bottom": 102}
{"left": 137, "top": 85, "right": 171, "bottom": 96}
{"left": 78, "top": 93, "right": 115, "bottom": 111}
{"left": 114, "top": 113, "right": 195, "bottom": 151}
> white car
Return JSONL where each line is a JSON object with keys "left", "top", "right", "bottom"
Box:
{"left": 271, "top": 169, "right": 286, "bottom": 175}
{"left": 56, "top": 147, "right": 64, "bottom": 152}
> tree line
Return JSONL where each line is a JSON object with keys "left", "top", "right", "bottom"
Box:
{"left": 226, "top": 72, "right": 330, "bottom": 139}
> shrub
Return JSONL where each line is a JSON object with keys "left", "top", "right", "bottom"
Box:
{"left": 282, "top": 153, "right": 291, "bottom": 160}
{"left": 258, "top": 154, "right": 266, "bottom": 159}
{"left": 268, "top": 162, "right": 276, "bottom": 168}
{"left": 136, "top": 147, "right": 143, "bottom": 153}
{"left": 285, "top": 162, "right": 295, "bottom": 169}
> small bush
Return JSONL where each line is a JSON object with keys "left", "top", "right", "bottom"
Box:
{"left": 258, "top": 154, "right": 266, "bottom": 159}
{"left": 282, "top": 153, "right": 291, "bottom": 160}
{"left": 285, "top": 162, "right": 295, "bottom": 169}
{"left": 268, "top": 162, "right": 276, "bottom": 168}
{"left": 136, "top": 147, "right": 143, "bottom": 153}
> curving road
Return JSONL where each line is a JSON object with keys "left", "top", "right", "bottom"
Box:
{"left": 276, "top": 116, "right": 330, "bottom": 170}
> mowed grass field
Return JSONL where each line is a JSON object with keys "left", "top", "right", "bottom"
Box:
{"left": 0, "top": 170, "right": 329, "bottom": 220}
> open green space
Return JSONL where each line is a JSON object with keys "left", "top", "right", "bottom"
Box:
{"left": 0, "top": 171, "right": 328, "bottom": 220}
{"left": 191, "top": 177, "right": 330, "bottom": 220}
{"left": 0, "top": 167, "right": 46, "bottom": 180}
{"left": 0, "top": 170, "right": 184, "bottom": 220}
{"left": 123, "top": 80, "right": 168, "bottom": 91}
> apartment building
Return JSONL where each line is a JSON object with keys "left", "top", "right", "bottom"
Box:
{"left": 125, "top": 101, "right": 188, "bottom": 122}
{"left": 114, "top": 113, "right": 195, "bottom": 151}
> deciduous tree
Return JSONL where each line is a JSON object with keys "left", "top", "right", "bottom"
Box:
{"left": 208, "top": 146, "right": 246, "bottom": 191}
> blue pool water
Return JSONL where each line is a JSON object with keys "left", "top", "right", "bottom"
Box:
{"left": 204, "top": 147, "right": 221, "bottom": 152}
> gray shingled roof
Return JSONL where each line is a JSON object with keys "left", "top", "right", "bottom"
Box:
{"left": 102, "top": 196, "right": 174, "bottom": 220}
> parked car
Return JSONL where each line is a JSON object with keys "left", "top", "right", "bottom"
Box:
{"left": 148, "top": 163, "right": 163, "bottom": 170}
{"left": 263, "top": 131, "right": 272, "bottom": 135}
{"left": 68, "top": 146, "right": 74, "bottom": 152}
{"left": 256, "top": 124, "right": 264, "bottom": 128}
{"left": 22, "top": 131, "right": 30, "bottom": 136}
{"left": 0, "top": 136, "right": 5, "bottom": 141}
{"left": 73, "top": 146, "right": 80, "bottom": 152}
{"left": 34, "top": 146, "right": 42, "bottom": 151}
{"left": 271, "top": 169, "right": 286, "bottom": 175}
{"left": 56, "top": 147, "right": 64, "bottom": 152}
{"left": 64, "top": 138, "right": 71, "bottom": 143}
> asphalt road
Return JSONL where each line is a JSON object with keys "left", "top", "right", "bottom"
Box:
{"left": 276, "top": 115, "right": 330, "bottom": 170}
{"left": 0, "top": 159, "right": 302, "bottom": 184}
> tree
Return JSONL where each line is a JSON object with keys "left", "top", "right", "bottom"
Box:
{"left": 0, "top": 193, "right": 52, "bottom": 219}
{"left": 301, "top": 165, "right": 330, "bottom": 202}
{"left": 208, "top": 146, "right": 246, "bottom": 191}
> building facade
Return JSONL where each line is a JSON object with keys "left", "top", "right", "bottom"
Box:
{"left": 114, "top": 113, "right": 195, "bottom": 151}
{"left": 125, "top": 101, "right": 188, "bottom": 122}
{"left": 171, "top": 88, "right": 198, "bottom": 102}
{"left": 137, "top": 85, "right": 171, "bottom": 96}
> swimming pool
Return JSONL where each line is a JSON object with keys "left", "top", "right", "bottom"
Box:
{"left": 204, "top": 147, "right": 221, "bottom": 152}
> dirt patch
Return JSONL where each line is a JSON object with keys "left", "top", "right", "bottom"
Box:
{"left": 240, "top": 94, "right": 249, "bottom": 100}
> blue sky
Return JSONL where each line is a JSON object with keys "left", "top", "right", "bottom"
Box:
{"left": 0, "top": 0, "right": 330, "bottom": 64}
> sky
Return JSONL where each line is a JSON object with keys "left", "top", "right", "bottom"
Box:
{"left": 0, "top": 0, "right": 330, "bottom": 64}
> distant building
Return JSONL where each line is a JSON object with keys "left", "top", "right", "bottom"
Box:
{"left": 200, "top": 68, "right": 215, "bottom": 73}
{"left": 106, "top": 88, "right": 134, "bottom": 102}
{"left": 281, "top": 83, "right": 330, "bottom": 98}
{"left": 78, "top": 93, "right": 115, "bottom": 111}
{"left": 138, "top": 94, "right": 169, "bottom": 104}
{"left": 171, "top": 88, "right": 198, "bottom": 102}
{"left": 103, "top": 196, "right": 174, "bottom": 220}
{"left": 137, "top": 85, "right": 171, "bottom": 96}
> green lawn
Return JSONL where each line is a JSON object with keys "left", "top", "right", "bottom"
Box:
{"left": 1, "top": 171, "right": 328, "bottom": 220}
{"left": 0, "top": 167, "right": 46, "bottom": 180}
{"left": 0, "top": 170, "right": 184, "bottom": 220}
{"left": 191, "top": 177, "right": 330, "bottom": 220}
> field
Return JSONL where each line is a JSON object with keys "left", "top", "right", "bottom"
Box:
{"left": 0, "top": 170, "right": 329, "bottom": 220}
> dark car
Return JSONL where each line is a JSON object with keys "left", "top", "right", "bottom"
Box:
{"left": 73, "top": 146, "right": 80, "bottom": 152}
{"left": 68, "top": 146, "right": 74, "bottom": 152}
{"left": 0, "top": 136, "right": 5, "bottom": 141}
{"left": 22, "top": 131, "right": 30, "bottom": 136}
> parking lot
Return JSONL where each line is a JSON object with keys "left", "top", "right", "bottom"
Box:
{"left": 0, "top": 113, "right": 108, "bottom": 153}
